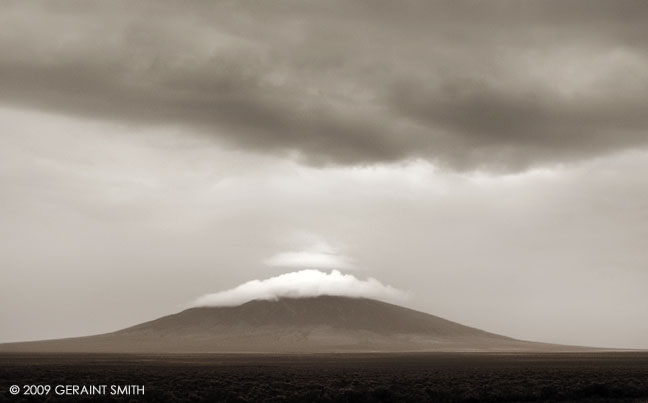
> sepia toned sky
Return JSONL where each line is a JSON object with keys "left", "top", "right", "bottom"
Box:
{"left": 1, "top": 0, "right": 647, "bottom": 349}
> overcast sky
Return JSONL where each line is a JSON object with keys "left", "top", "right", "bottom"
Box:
{"left": 1, "top": 0, "right": 647, "bottom": 349}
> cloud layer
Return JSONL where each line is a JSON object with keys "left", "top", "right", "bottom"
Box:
{"left": 264, "top": 235, "right": 355, "bottom": 270}
{"left": 265, "top": 251, "right": 354, "bottom": 270}
{"left": 2, "top": 1, "right": 648, "bottom": 170}
{"left": 191, "top": 270, "right": 406, "bottom": 307}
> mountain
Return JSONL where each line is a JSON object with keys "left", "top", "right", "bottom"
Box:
{"left": 0, "top": 296, "right": 583, "bottom": 353}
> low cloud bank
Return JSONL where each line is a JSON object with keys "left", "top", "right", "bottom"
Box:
{"left": 191, "top": 270, "right": 406, "bottom": 307}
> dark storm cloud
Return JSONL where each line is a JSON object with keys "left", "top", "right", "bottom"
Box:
{"left": 1, "top": 0, "right": 648, "bottom": 170}
{"left": 388, "top": 78, "right": 648, "bottom": 170}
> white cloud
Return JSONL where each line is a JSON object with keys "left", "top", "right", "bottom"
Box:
{"left": 264, "top": 251, "right": 354, "bottom": 270}
{"left": 265, "top": 234, "right": 356, "bottom": 270}
{"left": 191, "top": 269, "right": 407, "bottom": 307}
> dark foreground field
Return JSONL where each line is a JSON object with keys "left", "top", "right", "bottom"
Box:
{"left": 1, "top": 352, "right": 648, "bottom": 402}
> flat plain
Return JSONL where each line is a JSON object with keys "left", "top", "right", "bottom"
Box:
{"left": 1, "top": 352, "right": 648, "bottom": 402}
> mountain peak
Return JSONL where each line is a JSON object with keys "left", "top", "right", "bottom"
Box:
{"left": 139, "top": 295, "right": 491, "bottom": 337}
{"left": 0, "top": 296, "right": 580, "bottom": 353}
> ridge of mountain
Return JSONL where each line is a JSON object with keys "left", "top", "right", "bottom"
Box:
{"left": 0, "top": 296, "right": 591, "bottom": 353}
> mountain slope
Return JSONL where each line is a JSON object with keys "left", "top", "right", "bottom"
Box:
{"left": 0, "top": 296, "right": 583, "bottom": 353}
